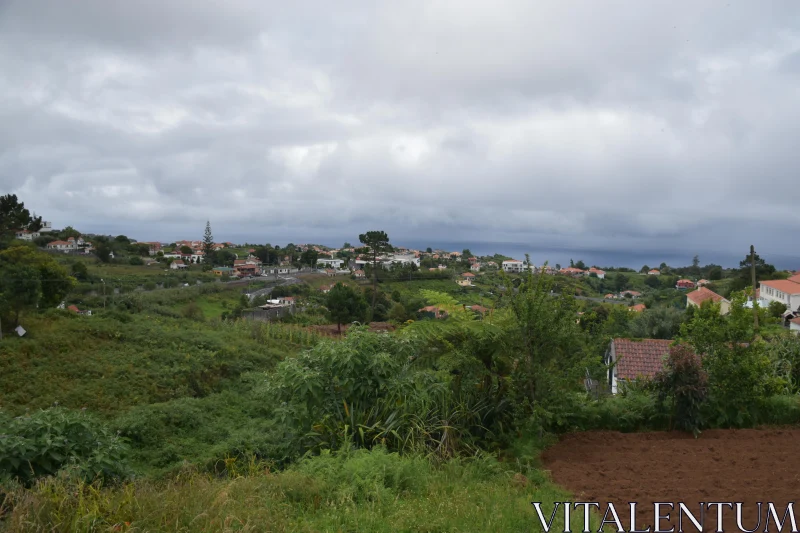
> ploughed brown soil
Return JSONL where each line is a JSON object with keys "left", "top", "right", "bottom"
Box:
{"left": 310, "top": 322, "right": 395, "bottom": 336}
{"left": 542, "top": 429, "right": 800, "bottom": 532}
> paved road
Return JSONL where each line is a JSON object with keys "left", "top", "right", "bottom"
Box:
{"left": 245, "top": 275, "right": 300, "bottom": 302}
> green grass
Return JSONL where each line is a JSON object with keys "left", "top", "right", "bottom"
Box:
{"left": 2, "top": 448, "right": 587, "bottom": 533}
{"left": 0, "top": 311, "right": 295, "bottom": 417}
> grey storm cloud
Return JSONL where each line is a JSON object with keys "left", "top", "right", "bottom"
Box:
{"left": 1, "top": 0, "right": 799, "bottom": 265}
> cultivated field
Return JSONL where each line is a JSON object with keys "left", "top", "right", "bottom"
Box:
{"left": 542, "top": 429, "right": 800, "bottom": 532}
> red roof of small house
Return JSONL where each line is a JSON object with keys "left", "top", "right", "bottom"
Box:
{"left": 630, "top": 304, "right": 647, "bottom": 312}
{"left": 622, "top": 290, "right": 642, "bottom": 296}
{"left": 697, "top": 279, "right": 709, "bottom": 285}
{"left": 234, "top": 259, "right": 246, "bottom": 265}
{"left": 589, "top": 267, "right": 605, "bottom": 274}
{"left": 791, "top": 317, "right": 800, "bottom": 326}
{"left": 760, "top": 279, "right": 800, "bottom": 295}
{"left": 648, "top": 269, "right": 660, "bottom": 274}
{"left": 470, "top": 305, "right": 489, "bottom": 314}
{"left": 677, "top": 279, "right": 695, "bottom": 287}
{"left": 67, "top": 305, "right": 80, "bottom": 313}
{"left": 354, "top": 269, "right": 365, "bottom": 275}
{"left": 612, "top": 338, "right": 673, "bottom": 380}
{"left": 283, "top": 296, "right": 295, "bottom": 302}
{"left": 48, "top": 240, "right": 71, "bottom": 246}
{"left": 173, "top": 260, "right": 185, "bottom": 265}
{"left": 604, "top": 293, "right": 615, "bottom": 298}
{"left": 429, "top": 268, "right": 437, "bottom": 271}
{"left": 462, "top": 272, "right": 475, "bottom": 278}
{"left": 687, "top": 286, "right": 726, "bottom": 306}
{"left": 419, "top": 305, "right": 443, "bottom": 313}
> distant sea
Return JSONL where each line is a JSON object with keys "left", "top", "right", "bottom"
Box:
{"left": 396, "top": 241, "right": 800, "bottom": 271}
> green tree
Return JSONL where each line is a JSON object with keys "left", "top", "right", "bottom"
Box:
{"left": 0, "top": 194, "right": 42, "bottom": 243}
{"left": 499, "top": 256, "right": 589, "bottom": 412}
{"left": 462, "top": 248, "right": 472, "bottom": 258}
{"left": 640, "top": 265, "right": 650, "bottom": 274}
{"left": 180, "top": 245, "right": 192, "bottom": 255}
{"left": 0, "top": 244, "right": 75, "bottom": 326}
{"left": 358, "top": 230, "right": 392, "bottom": 314}
{"left": 708, "top": 266, "right": 723, "bottom": 281}
{"left": 628, "top": 307, "right": 685, "bottom": 339}
{"left": 679, "top": 293, "right": 780, "bottom": 426}
{"left": 387, "top": 302, "right": 408, "bottom": 323}
{"left": 613, "top": 273, "right": 627, "bottom": 292}
{"left": 202, "top": 221, "right": 215, "bottom": 268}
{"left": 733, "top": 251, "right": 776, "bottom": 291}
{"left": 326, "top": 283, "right": 367, "bottom": 332}
{"left": 71, "top": 261, "right": 90, "bottom": 281}
{"left": 426, "top": 247, "right": 433, "bottom": 254}
{"left": 644, "top": 275, "right": 661, "bottom": 289}
{"left": 768, "top": 301, "right": 787, "bottom": 319}
{"left": 574, "top": 260, "right": 587, "bottom": 270}
{"left": 300, "top": 249, "right": 319, "bottom": 268}
{"left": 95, "top": 243, "right": 112, "bottom": 263}
{"left": 342, "top": 242, "right": 351, "bottom": 249}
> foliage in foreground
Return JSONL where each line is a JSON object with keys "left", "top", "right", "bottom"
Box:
{"left": 0, "top": 408, "right": 130, "bottom": 487}
{"left": 1, "top": 447, "right": 585, "bottom": 533}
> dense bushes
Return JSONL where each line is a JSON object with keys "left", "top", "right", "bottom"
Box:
{"left": 0, "top": 408, "right": 130, "bottom": 486}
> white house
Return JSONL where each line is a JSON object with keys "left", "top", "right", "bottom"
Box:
{"left": 383, "top": 254, "right": 420, "bottom": 269}
{"left": 15, "top": 229, "right": 39, "bottom": 241}
{"left": 38, "top": 221, "right": 53, "bottom": 233}
{"left": 470, "top": 263, "right": 481, "bottom": 272}
{"left": 791, "top": 317, "right": 800, "bottom": 335}
{"left": 170, "top": 259, "right": 187, "bottom": 269}
{"left": 759, "top": 274, "right": 800, "bottom": 313}
{"left": 46, "top": 240, "right": 77, "bottom": 252}
{"left": 588, "top": 267, "right": 606, "bottom": 279}
{"left": 317, "top": 258, "right": 345, "bottom": 269}
{"left": 502, "top": 260, "right": 524, "bottom": 273}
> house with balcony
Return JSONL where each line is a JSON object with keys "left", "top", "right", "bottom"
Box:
{"left": 759, "top": 274, "right": 800, "bottom": 313}
{"left": 502, "top": 259, "right": 524, "bottom": 273}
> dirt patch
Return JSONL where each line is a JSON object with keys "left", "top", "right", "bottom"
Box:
{"left": 542, "top": 429, "right": 800, "bottom": 532}
{"left": 310, "top": 322, "right": 396, "bottom": 336}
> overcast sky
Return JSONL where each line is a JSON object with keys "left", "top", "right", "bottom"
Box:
{"left": 1, "top": 1, "right": 799, "bottom": 265}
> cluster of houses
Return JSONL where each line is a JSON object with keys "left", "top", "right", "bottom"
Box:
{"left": 499, "top": 260, "right": 607, "bottom": 278}
{"left": 45, "top": 236, "right": 94, "bottom": 254}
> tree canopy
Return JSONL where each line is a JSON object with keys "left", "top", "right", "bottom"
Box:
{"left": 0, "top": 194, "right": 42, "bottom": 244}
{"left": 0, "top": 244, "right": 75, "bottom": 326}
{"left": 326, "top": 283, "right": 367, "bottom": 332}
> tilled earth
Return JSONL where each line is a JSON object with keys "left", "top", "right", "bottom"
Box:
{"left": 541, "top": 429, "right": 800, "bottom": 532}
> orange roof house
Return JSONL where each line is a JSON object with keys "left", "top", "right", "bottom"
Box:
{"left": 605, "top": 338, "right": 674, "bottom": 393}
{"left": 686, "top": 286, "right": 730, "bottom": 315}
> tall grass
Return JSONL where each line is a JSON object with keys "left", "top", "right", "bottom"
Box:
{"left": 1, "top": 447, "right": 587, "bottom": 533}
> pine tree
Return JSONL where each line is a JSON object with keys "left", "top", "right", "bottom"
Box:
{"left": 202, "top": 221, "right": 215, "bottom": 268}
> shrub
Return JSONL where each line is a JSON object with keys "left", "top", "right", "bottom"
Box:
{"left": 652, "top": 343, "right": 708, "bottom": 436}
{"left": 0, "top": 407, "right": 130, "bottom": 486}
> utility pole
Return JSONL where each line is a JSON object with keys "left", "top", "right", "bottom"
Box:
{"left": 750, "top": 245, "right": 758, "bottom": 331}
{"left": 101, "top": 279, "right": 106, "bottom": 308}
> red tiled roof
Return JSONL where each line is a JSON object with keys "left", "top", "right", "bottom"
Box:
{"left": 789, "top": 273, "right": 800, "bottom": 284}
{"left": 760, "top": 279, "right": 800, "bottom": 295}
{"left": 67, "top": 305, "right": 80, "bottom": 313}
{"left": 470, "top": 305, "right": 489, "bottom": 314}
{"left": 462, "top": 272, "right": 475, "bottom": 277}
{"left": 47, "top": 240, "right": 72, "bottom": 246}
{"left": 630, "top": 304, "right": 647, "bottom": 312}
{"left": 791, "top": 317, "right": 800, "bottom": 326}
{"left": 613, "top": 338, "right": 673, "bottom": 380}
{"left": 687, "top": 286, "right": 727, "bottom": 306}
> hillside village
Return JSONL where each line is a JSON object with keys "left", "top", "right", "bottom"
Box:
{"left": 3, "top": 197, "right": 800, "bottom": 531}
